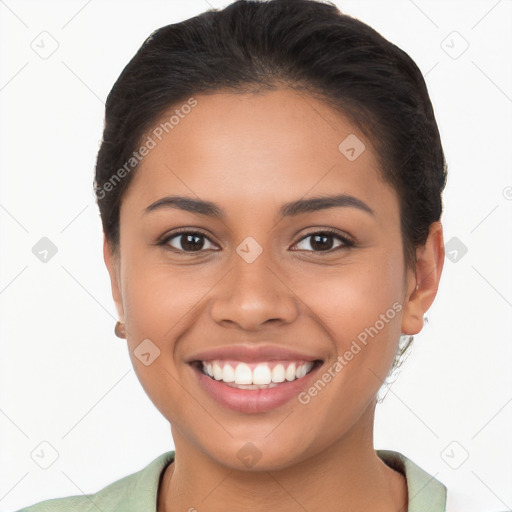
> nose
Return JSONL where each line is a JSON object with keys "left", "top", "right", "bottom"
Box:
{"left": 210, "top": 246, "right": 299, "bottom": 332}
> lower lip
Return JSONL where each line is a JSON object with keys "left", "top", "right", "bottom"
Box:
{"left": 192, "top": 363, "right": 321, "bottom": 413}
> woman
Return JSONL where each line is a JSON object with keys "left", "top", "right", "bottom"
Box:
{"left": 18, "top": 0, "right": 459, "bottom": 510}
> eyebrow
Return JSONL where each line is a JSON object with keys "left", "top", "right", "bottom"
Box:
{"left": 144, "top": 193, "right": 374, "bottom": 219}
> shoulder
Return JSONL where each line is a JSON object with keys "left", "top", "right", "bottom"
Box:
{"left": 16, "top": 451, "right": 175, "bottom": 512}
{"left": 377, "top": 449, "right": 446, "bottom": 511}
{"left": 377, "top": 449, "right": 512, "bottom": 512}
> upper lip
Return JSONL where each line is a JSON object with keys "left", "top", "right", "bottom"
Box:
{"left": 187, "top": 344, "right": 322, "bottom": 364}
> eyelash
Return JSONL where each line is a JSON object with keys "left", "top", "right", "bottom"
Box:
{"left": 157, "top": 227, "right": 355, "bottom": 255}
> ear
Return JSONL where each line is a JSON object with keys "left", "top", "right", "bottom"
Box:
{"left": 401, "top": 221, "right": 445, "bottom": 335}
{"left": 103, "top": 234, "right": 125, "bottom": 322}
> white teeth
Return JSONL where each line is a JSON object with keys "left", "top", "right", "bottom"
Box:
{"left": 234, "top": 363, "right": 252, "bottom": 385}
{"left": 222, "top": 364, "right": 235, "bottom": 382}
{"left": 213, "top": 362, "right": 223, "bottom": 380}
{"left": 285, "top": 363, "right": 296, "bottom": 381}
{"left": 296, "top": 361, "right": 314, "bottom": 379}
{"left": 201, "top": 360, "right": 315, "bottom": 385}
{"left": 271, "top": 364, "right": 286, "bottom": 383}
{"left": 253, "top": 364, "right": 272, "bottom": 385}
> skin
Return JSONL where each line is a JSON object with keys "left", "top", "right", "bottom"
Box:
{"left": 103, "top": 88, "right": 445, "bottom": 512}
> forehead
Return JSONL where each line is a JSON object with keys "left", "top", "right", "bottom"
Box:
{"left": 122, "top": 88, "right": 397, "bottom": 220}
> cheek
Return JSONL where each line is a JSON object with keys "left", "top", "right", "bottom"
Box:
{"left": 118, "top": 255, "right": 207, "bottom": 423}
{"left": 298, "top": 250, "right": 403, "bottom": 330}
{"left": 120, "top": 243, "right": 207, "bottom": 341}
{"left": 292, "top": 249, "right": 406, "bottom": 377}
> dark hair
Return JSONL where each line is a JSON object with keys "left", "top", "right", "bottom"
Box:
{"left": 94, "top": 0, "right": 447, "bottom": 379}
{"left": 95, "top": 0, "right": 446, "bottom": 267}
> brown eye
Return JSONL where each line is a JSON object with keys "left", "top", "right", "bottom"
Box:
{"left": 162, "top": 231, "right": 218, "bottom": 253}
{"left": 292, "top": 230, "right": 353, "bottom": 253}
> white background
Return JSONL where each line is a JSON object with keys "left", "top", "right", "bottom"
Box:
{"left": 0, "top": 0, "right": 511, "bottom": 510}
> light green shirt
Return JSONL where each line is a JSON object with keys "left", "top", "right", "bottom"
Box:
{"left": 17, "top": 450, "right": 447, "bottom": 511}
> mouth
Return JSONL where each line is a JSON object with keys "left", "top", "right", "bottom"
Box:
{"left": 194, "top": 359, "right": 321, "bottom": 389}
{"left": 189, "top": 355, "right": 323, "bottom": 413}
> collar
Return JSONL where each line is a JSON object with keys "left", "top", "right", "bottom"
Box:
{"left": 377, "top": 449, "right": 447, "bottom": 511}
{"left": 143, "top": 449, "right": 447, "bottom": 511}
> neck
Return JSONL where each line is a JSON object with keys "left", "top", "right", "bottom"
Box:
{"left": 158, "top": 401, "right": 408, "bottom": 512}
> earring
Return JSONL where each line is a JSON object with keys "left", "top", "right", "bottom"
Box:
{"left": 115, "top": 321, "right": 126, "bottom": 339}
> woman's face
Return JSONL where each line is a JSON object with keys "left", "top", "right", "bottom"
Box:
{"left": 105, "top": 88, "right": 440, "bottom": 470}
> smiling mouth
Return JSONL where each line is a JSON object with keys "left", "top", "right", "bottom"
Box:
{"left": 193, "top": 359, "right": 323, "bottom": 390}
